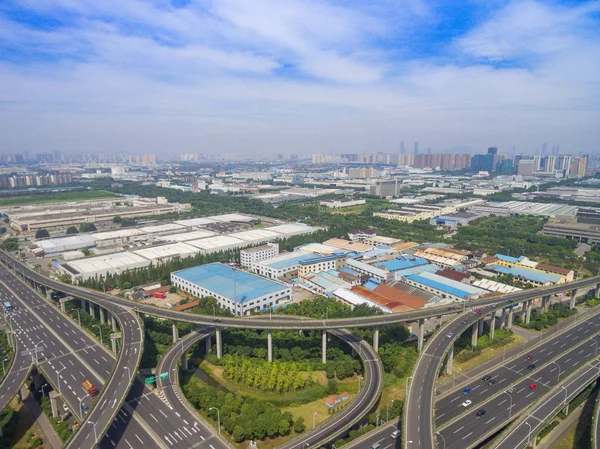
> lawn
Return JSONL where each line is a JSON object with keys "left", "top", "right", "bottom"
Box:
{"left": 0, "top": 190, "right": 119, "bottom": 207}
{"left": 7, "top": 397, "right": 49, "bottom": 449}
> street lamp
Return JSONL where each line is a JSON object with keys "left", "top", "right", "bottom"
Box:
{"left": 209, "top": 407, "right": 220, "bottom": 435}
{"left": 503, "top": 391, "right": 513, "bottom": 419}
{"left": 39, "top": 383, "right": 48, "bottom": 396}
{"left": 1, "top": 357, "right": 8, "bottom": 376}
{"left": 57, "top": 367, "right": 66, "bottom": 396}
{"left": 592, "top": 337, "right": 599, "bottom": 357}
{"left": 312, "top": 412, "right": 317, "bottom": 429}
{"left": 75, "top": 309, "right": 81, "bottom": 327}
{"left": 358, "top": 376, "right": 364, "bottom": 392}
{"left": 124, "top": 366, "right": 131, "bottom": 383}
{"left": 551, "top": 361, "right": 563, "bottom": 384}
{"left": 101, "top": 282, "right": 105, "bottom": 293}
{"left": 436, "top": 432, "right": 446, "bottom": 449}
{"left": 387, "top": 399, "right": 395, "bottom": 422}
{"left": 92, "top": 324, "right": 103, "bottom": 345}
{"left": 78, "top": 395, "right": 87, "bottom": 419}
{"left": 562, "top": 386, "right": 568, "bottom": 405}
{"left": 525, "top": 421, "right": 532, "bottom": 446}
{"left": 88, "top": 421, "right": 98, "bottom": 444}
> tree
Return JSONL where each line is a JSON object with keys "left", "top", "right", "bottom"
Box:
{"left": 113, "top": 216, "right": 122, "bottom": 223}
{"left": 79, "top": 223, "right": 97, "bottom": 232}
{"left": 169, "top": 285, "right": 177, "bottom": 294}
{"left": 294, "top": 417, "right": 305, "bottom": 433}
{"left": 0, "top": 238, "right": 19, "bottom": 252}
{"left": 66, "top": 226, "right": 79, "bottom": 235}
{"left": 35, "top": 229, "right": 50, "bottom": 239}
{"left": 278, "top": 419, "right": 291, "bottom": 436}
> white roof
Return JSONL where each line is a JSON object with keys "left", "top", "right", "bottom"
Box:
{"left": 91, "top": 229, "right": 146, "bottom": 240}
{"left": 159, "top": 230, "right": 217, "bottom": 242}
{"left": 332, "top": 288, "right": 392, "bottom": 313}
{"left": 472, "top": 279, "right": 522, "bottom": 293}
{"left": 138, "top": 223, "right": 186, "bottom": 233}
{"left": 173, "top": 217, "right": 218, "bottom": 227}
{"left": 67, "top": 252, "right": 151, "bottom": 273}
{"left": 230, "top": 229, "right": 281, "bottom": 242}
{"left": 133, "top": 243, "right": 200, "bottom": 260}
{"left": 36, "top": 235, "right": 97, "bottom": 251}
{"left": 266, "top": 223, "right": 316, "bottom": 236}
{"left": 297, "top": 243, "right": 347, "bottom": 255}
{"left": 186, "top": 235, "right": 245, "bottom": 250}
{"left": 207, "top": 214, "right": 254, "bottom": 222}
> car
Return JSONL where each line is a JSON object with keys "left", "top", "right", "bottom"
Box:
{"left": 529, "top": 383, "right": 537, "bottom": 390}
{"left": 371, "top": 443, "right": 381, "bottom": 449}
{"left": 527, "top": 363, "right": 536, "bottom": 370}
{"left": 506, "top": 388, "right": 516, "bottom": 394}
{"left": 462, "top": 400, "right": 472, "bottom": 407}
{"left": 62, "top": 403, "right": 69, "bottom": 412}
{"left": 474, "top": 308, "right": 482, "bottom": 314}
{"left": 482, "top": 375, "right": 492, "bottom": 381}
{"left": 462, "top": 320, "right": 468, "bottom": 324}
{"left": 81, "top": 403, "right": 89, "bottom": 414}
{"left": 525, "top": 354, "right": 533, "bottom": 360}
{"left": 463, "top": 387, "right": 471, "bottom": 394}
{"left": 213, "top": 318, "right": 222, "bottom": 323}
{"left": 446, "top": 333, "right": 453, "bottom": 338}
{"left": 13, "top": 305, "right": 19, "bottom": 310}
{"left": 391, "top": 430, "right": 401, "bottom": 439}
{"left": 488, "top": 379, "right": 497, "bottom": 385}
{"left": 476, "top": 409, "right": 487, "bottom": 417}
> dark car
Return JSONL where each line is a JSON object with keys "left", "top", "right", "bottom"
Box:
{"left": 482, "top": 375, "right": 492, "bottom": 381}
{"left": 463, "top": 387, "right": 471, "bottom": 394}
{"left": 213, "top": 318, "right": 222, "bottom": 323}
{"left": 525, "top": 354, "right": 533, "bottom": 360}
{"left": 476, "top": 410, "right": 486, "bottom": 417}
{"left": 488, "top": 379, "right": 497, "bottom": 385}
{"left": 527, "top": 363, "right": 536, "bottom": 370}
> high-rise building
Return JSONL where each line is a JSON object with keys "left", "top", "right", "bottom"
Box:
{"left": 541, "top": 142, "right": 548, "bottom": 156}
{"left": 487, "top": 147, "right": 498, "bottom": 155}
{"left": 413, "top": 142, "right": 419, "bottom": 155}
{"left": 517, "top": 159, "right": 535, "bottom": 176}
{"left": 400, "top": 141, "right": 405, "bottom": 154}
{"left": 569, "top": 157, "right": 588, "bottom": 178}
{"left": 471, "top": 154, "right": 494, "bottom": 173}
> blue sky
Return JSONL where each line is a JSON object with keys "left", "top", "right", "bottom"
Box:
{"left": 0, "top": 0, "right": 599, "bottom": 156}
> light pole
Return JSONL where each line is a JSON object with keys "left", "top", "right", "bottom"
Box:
{"left": 209, "top": 407, "right": 220, "bottom": 435}
{"left": 593, "top": 337, "right": 599, "bottom": 356}
{"left": 124, "top": 366, "right": 131, "bottom": 383}
{"left": 358, "top": 376, "right": 363, "bottom": 392}
{"left": 2, "top": 357, "right": 8, "bottom": 376}
{"left": 387, "top": 399, "right": 395, "bottom": 422}
{"left": 562, "top": 386, "right": 568, "bottom": 405}
{"left": 88, "top": 421, "right": 98, "bottom": 443}
{"left": 525, "top": 421, "right": 532, "bottom": 446}
{"left": 92, "top": 324, "right": 103, "bottom": 345}
{"left": 57, "top": 367, "right": 66, "bottom": 396}
{"left": 78, "top": 395, "right": 87, "bottom": 419}
{"left": 76, "top": 309, "right": 81, "bottom": 327}
{"left": 503, "top": 391, "right": 513, "bottom": 419}
{"left": 101, "top": 282, "right": 105, "bottom": 293}
{"left": 39, "top": 383, "right": 48, "bottom": 396}
{"left": 313, "top": 412, "right": 317, "bottom": 429}
{"left": 551, "top": 361, "right": 563, "bottom": 383}
{"left": 436, "top": 432, "right": 446, "bottom": 449}
{"left": 34, "top": 341, "right": 43, "bottom": 364}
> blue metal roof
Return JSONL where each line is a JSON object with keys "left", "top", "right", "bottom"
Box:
{"left": 375, "top": 256, "right": 428, "bottom": 272}
{"left": 172, "top": 263, "right": 288, "bottom": 303}
{"left": 487, "top": 264, "right": 561, "bottom": 284}
{"left": 264, "top": 253, "right": 321, "bottom": 269}
{"left": 404, "top": 272, "right": 484, "bottom": 299}
{"left": 495, "top": 254, "right": 519, "bottom": 264}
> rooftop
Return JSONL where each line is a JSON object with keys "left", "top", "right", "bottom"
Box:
{"left": 255, "top": 250, "right": 318, "bottom": 270}
{"left": 374, "top": 255, "right": 428, "bottom": 272}
{"left": 172, "top": 263, "right": 288, "bottom": 303}
{"left": 404, "top": 271, "right": 486, "bottom": 299}
{"left": 486, "top": 264, "right": 562, "bottom": 284}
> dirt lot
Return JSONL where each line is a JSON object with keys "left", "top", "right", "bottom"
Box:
{"left": 139, "top": 292, "right": 185, "bottom": 308}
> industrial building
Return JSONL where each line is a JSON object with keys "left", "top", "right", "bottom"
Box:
{"left": 240, "top": 243, "right": 279, "bottom": 268}
{"left": 251, "top": 250, "right": 320, "bottom": 280}
{"left": 59, "top": 252, "right": 151, "bottom": 282}
{"left": 541, "top": 221, "right": 600, "bottom": 245}
{"left": 133, "top": 243, "right": 200, "bottom": 264}
{"left": 297, "top": 253, "right": 347, "bottom": 280}
{"left": 171, "top": 263, "right": 291, "bottom": 316}
{"left": 402, "top": 271, "right": 487, "bottom": 302}
{"left": 485, "top": 264, "right": 564, "bottom": 286}
{"left": 319, "top": 198, "right": 366, "bottom": 209}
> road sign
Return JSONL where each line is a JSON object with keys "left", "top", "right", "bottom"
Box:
{"left": 159, "top": 372, "right": 168, "bottom": 380}
{"left": 145, "top": 376, "right": 155, "bottom": 384}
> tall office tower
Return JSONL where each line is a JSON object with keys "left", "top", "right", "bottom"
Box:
{"left": 427, "top": 147, "right": 432, "bottom": 154}
{"left": 487, "top": 147, "right": 498, "bottom": 155}
{"left": 414, "top": 141, "right": 419, "bottom": 154}
{"left": 555, "top": 145, "right": 560, "bottom": 155}
{"left": 400, "top": 141, "right": 405, "bottom": 154}
{"left": 541, "top": 142, "right": 548, "bottom": 155}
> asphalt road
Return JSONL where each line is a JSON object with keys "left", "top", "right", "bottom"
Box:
{"left": 493, "top": 359, "right": 600, "bottom": 449}
{"left": 0, "top": 302, "right": 31, "bottom": 412}
{"left": 437, "top": 315, "right": 600, "bottom": 448}
{"left": 158, "top": 326, "right": 384, "bottom": 449}
{"left": 0, "top": 269, "right": 160, "bottom": 449}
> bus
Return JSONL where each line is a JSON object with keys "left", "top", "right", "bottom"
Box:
{"left": 3, "top": 301, "right": 12, "bottom": 311}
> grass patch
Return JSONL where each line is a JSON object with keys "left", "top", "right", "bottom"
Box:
{"left": 0, "top": 190, "right": 119, "bottom": 207}
{"left": 453, "top": 334, "right": 526, "bottom": 373}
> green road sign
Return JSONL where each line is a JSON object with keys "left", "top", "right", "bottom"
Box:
{"left": 159, "top": 372, "right": 169, "bottom": 380}
{"left": 145, "top": 376, "right": 155, "bottom": 384}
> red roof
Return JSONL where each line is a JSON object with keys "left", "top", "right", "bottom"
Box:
{"left": 144, "top": 285, "right": 170, "bottom": 295}
{"left": 374, "top": 284, "right": 427, "bottom": 310}
{"left": 536, "top": 263, "right": 572, "bottom": 275}
{"left": 172, "top": 300, "right": 200, "bottom": 311}
{"left": 436, "top": 269, "right": 472, "bottom": 283}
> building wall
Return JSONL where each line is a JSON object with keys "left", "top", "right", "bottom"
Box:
{"left": 240, "top": 243, "right": 279, "bottom": 268}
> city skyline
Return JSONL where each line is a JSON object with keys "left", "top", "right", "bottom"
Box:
{"left": 0, "top": 0, "right": 599, "bottom": 155}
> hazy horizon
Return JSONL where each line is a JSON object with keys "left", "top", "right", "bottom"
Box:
{"left": 1, "top": 0, "right": 599, "bottom": 156}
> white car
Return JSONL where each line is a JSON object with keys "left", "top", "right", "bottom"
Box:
{"left": 462, "top": 400, "right": 472, "bottom": 407}
{"left": 446, "top": 333, "right": 453, "bottom": 338}
{"left": 391, "top": 430, "right": 401, "bottom": 439}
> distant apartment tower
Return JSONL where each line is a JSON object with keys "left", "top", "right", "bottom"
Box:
{"left": 348, "top": 167, "right": 375, "bottom": 178}
{"left": 400, "top": 141, "right": 406, "bottom": 154}
{"left": 369, "top": 179, "right": 404, "bottom": 197}
{"left": 413, "top": 142, "right": 419, "bottom": 155}
{"left": 487, "top": 147, "right": 498, "bottom": 155}
{"left": 569, "top": 157, "right": 588, "bottom": 178}
{"left": 240, "top": 243, "right": 279, "bottom": 269}
{"left": 517, "top": 159, "right": 535, "bottom": 176}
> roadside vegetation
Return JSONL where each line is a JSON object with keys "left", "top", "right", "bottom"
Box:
{"left": 515, "top": 304, "right": 577, "bottom": 331}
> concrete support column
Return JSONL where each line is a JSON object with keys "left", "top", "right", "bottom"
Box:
{"left": 99, "top": 307, "right": 105, "bottom": 325}
{"left": 570, "top": 289, "right": 577, "bottom": 309}
{"left": 89, "top": 303, "right": 96, "bottom": 319}
{"left": 595, "top": 283, "right": 600, "bottom": 299}
{"left": 45, "top": 289, "right": 52, "bottom": 301}
{"left": 215, "top": 328, "right": 222, "bottom": 360}
{"left": 80, "top": 298, "right": 85, "bottom": 310}
{"left": 500, "top": 308, "right": 507, "bottom": 329}
{"left": 525, "top": 300, "right": 533, "bottom": 324}
{"left": 322, "top": 330, "right": 327, "bottom": 364}
{"left": 446, "top": 345, "right": 454, "bottom": 375}
{"left": 60, "top": 301, "right": 66, "bottom": 313}
{"left": 49, "top": 391, "right": 59, "bottom": 418}
{"left": 563, "top": 403, "right": 569, "bottom": 415}
{"left": 471, "top": 321, "right": 479, "bottom": 347}
{"left": 417, "top": 319, "right": 425, "bottom": 352}
{"left": 267, "top": 330, "right": 273, "bottom": 362}
{"left": 373, "top": 328, "right": 379, "bottom": 353}
{"left": 172, "top": 321, "right": 179, "bottom": 344}
{"left": 489, "top": 313, "right": 496, "bottom": 340}
{"left": 542, "top": 295, "right": 550, "bottom": 313}
{"left": 181, "top": 352, "right": 188, "bottom": 371}
{"left": 478, "top": 318, "right": 484, "bottom": 335}
{"left": 205, "top": 335, "right": 212, "bottom": 354}
{"left": 111, "top": 337, "right": 117, "bottom": 354}
{"left": 111, "top": 315, "right": 117, "bottom": 332}
{"left": 507, "top": 306, "right": 514, "bottom": 331}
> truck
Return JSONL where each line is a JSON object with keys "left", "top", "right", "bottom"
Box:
{"left": 153, "top": 292, "right": 166, "bottom": 299}
{"left": 81, "top": 380, "right": 99, "bottom": 397}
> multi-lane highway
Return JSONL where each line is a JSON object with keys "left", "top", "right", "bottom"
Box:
{"left": 436, "top": 310, "right": 600, "bottom": 448}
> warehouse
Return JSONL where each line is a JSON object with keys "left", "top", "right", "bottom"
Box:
{"left": 402, "top": 271, "right": 487, "bottom": 302}
{"left": 485, "top": 264, "right": 564, "bottom": 286}
{"left": 171, "top": 263, "right": 291, "bottom": 315}
{"left": 186, "top": 235, "right": 246, "bottom": 254}
{"left": 231, "top": 229, "right": 282, "bottom": 244}
{"left": 265, "top": 223, "right": 318, "bottom": 237}
{"left": 59, "top": 252, "right": 151, "bottom": 282}
{"left": 133, "top": 243, "right": 200, "bottom": 263}
{"left": 34, "top": 235, "right": 97, "bottom": 255}
{"left": 159, "top": 230, "right": 217, "bottom": 242}
{"left": 252, "top": 250, "right": 319, "bottom": 280}
{"left": 91, "top": 229, "right": 147, "bottom": 248}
